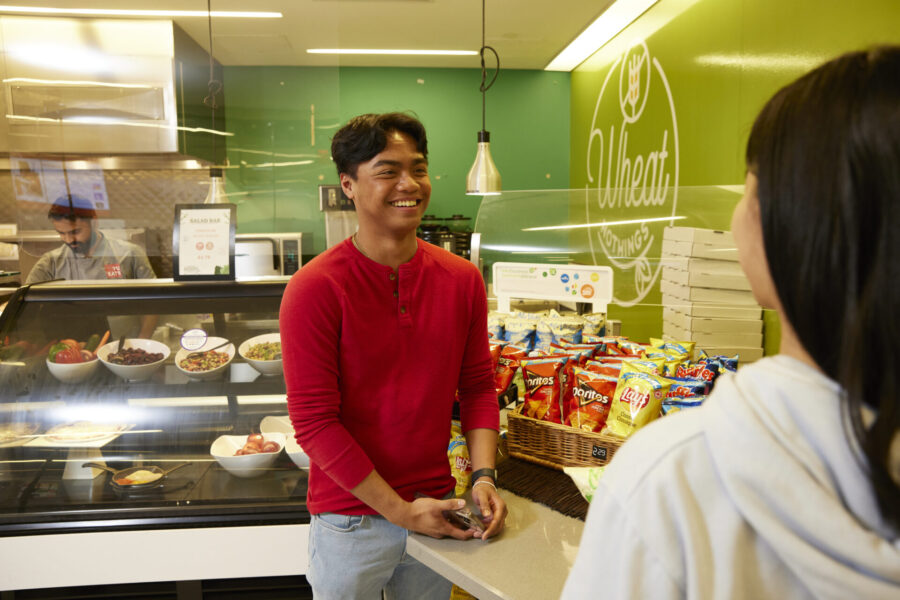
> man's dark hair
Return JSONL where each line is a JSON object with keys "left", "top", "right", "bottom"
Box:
{"left": 331, "top": 112, "right": 428, "bottom": 179}
{"left": 746, "top": 46, "right": 900, "bottom": 529}
{"left": 47, "top": 194, "right": 97, "bottom": 221}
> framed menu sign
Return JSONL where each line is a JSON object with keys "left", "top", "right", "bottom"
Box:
{"left": 172, "top": 204, "right": 236, "bottom": 281}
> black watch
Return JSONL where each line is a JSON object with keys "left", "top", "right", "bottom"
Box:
{"left": 470, "top": 467, "right": 497, "bottom": 484}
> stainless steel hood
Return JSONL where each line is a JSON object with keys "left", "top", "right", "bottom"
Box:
{"left": 0, "top": 16, "right": 219, "bottom": 157}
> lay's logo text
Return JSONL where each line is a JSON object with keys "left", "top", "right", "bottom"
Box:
{"left": 620, "top": 386, "right": 650, "bottom": 411}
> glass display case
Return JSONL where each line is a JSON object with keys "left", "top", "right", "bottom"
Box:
{"left": 0, "top": 278, "right": 308, "bottom": 536}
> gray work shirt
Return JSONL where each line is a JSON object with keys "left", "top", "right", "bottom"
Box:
{"left": 25, "top": 233, "right": 156, "bottom": 284}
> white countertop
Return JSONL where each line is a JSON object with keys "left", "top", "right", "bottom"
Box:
{"left": 407, "top": 491, "right": 584, "bottom": 600}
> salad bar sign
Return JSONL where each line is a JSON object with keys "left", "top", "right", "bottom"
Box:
{"left": 173, "top": 204, "right": 237, "bottom": 281}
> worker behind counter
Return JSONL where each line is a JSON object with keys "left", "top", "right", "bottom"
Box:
{"left": 25, "top": 194, "right": 158, "bottom": 339}
{"left": 25, "top": 194, "right": 156, "bottom": 285}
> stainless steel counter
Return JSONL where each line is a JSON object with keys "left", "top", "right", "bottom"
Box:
{"left": 407, "top": 491, "right": 584, "bottom": 600}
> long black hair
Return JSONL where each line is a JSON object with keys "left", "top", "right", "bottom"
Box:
{"left": 746, "top": 46, "right": 900, "bottom": 530}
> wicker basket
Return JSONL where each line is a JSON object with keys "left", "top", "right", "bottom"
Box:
{"left": 506, "top": 404, "right": 624, "bottom": 470}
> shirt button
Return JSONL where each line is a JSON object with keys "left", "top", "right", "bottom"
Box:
{"left": 393, "top": 290, "right": 399, "bottom": 298}
{"left": 400, "top": 306, "right": 407, "bottom": 314}
{"left": 389, "top": 273, "right": 396, "bottom": 281}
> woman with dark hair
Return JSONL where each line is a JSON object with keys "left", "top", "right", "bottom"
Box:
{"left": 562, "top": 47, "right": 900, "bottom": 599}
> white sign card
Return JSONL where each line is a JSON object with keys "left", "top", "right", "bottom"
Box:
{"left": 173, "top": 204, "right": 236, "bottom": 281}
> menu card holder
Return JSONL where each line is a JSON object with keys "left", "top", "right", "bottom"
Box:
{"left": 172, "top": 204, "right": 236, "bottom": 281}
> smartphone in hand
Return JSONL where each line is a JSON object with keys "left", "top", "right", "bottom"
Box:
{"left": 443, "top": 505, "right": 485, "bottom": 533}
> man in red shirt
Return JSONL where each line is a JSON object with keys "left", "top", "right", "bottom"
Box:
{"left": 280, "top": 112, "right": 506, "bottom": 599}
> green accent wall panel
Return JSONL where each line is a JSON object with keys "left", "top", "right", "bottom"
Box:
{"left": 566, "top": 0, "right": 900, "bottom": 350}
{"left": 223, "top": 66, "right": 569, "bottom": 254}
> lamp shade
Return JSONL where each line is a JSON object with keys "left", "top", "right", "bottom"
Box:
{"left": 466, "top": 131, "right": 502, "bottom": 195}
{"left": 204, "top": 167, "right": 228, "bottom": 204}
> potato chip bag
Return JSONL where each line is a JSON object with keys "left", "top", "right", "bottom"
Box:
{"left": 623, "top": 357, "right": 665, "bottom": 375}
{"left": 494, "top": 344, "right": 527, "bottom": 394}
{"left": 521, "top": 356, "right": 568, "bottom": 423}
{"left": 489, "top": 339, "right": 506, "bottom": 371}
{"left": 606, "top": 363, "right": 672, "bottom": 438}
{"left": 565, "top": 367, "right": 616, "bottom": 432}
{"left": 584, "top": 359, "right": 623, "bottom": 378}
{"left": 448, "top": 421, "right": 472, "bottom": 497}
{"left": 581, "top": 312, "right": 607, "bottom": 336}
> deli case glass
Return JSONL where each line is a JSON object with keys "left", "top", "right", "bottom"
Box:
{"left": 0, "top": 278, "right": 308, "bottom": 536}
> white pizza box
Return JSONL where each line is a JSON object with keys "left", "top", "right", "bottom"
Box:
{"left": 659, "top": 256, "right": 745, "bottom": 276}
{"left": 661, "top": 264, "right": 751, "bottom": 292}
{"left": 663, "top": 306, "right": 762, "bottom": 334}
{"left": 663, "top": 319, "right": 763, "bottom": 348}
{"left": 660, "top": 279, "right": 759, "bottom": 305}
{"left": 662, "top": 338, "right": 765, "bottom": 363}
{"left": 660, "top": 296, "right": 762, "bottom": 320}
{"left": 661, "top": 238, "right": 738, "bottom": 262}
{"left": 664, "top": 226, "right": 735, "bottom": 245}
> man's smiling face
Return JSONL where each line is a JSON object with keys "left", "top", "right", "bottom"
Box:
{"left": 340, "top": 129, "right": 431, "bottom": 238}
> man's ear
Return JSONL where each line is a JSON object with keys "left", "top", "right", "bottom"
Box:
{"left": 339, "top": 172, "right": 355, "bottom": 201}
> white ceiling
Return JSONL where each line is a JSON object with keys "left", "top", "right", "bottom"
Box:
{"left": 1, "top": 0, "right": 616, "bottom": 69}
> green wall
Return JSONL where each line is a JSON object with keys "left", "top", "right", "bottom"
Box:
{"left": 567, "top": 0, "right": 900, "bottom": 348}
{"left": 222, "top": 66, "right": 570, "bottom": 254}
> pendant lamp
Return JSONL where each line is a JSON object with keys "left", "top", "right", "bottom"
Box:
{"left": 203, "top": 0, "right": 227, "bottom": 204}
{"left": 465, "top": 0, "right": 501, "bottom": 196}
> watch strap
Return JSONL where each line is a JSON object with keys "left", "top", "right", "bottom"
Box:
{"left": 470, "top": 467, "right": 497, "bottom": 484}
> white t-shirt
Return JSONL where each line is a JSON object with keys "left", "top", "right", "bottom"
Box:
{"left": 562, "top": 355, "right": 900, "bottom": 600}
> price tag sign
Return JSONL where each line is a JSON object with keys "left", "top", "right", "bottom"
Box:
{"left": 180, "top": 328, "right": 208, "bottom": 351}
{"left": 173, "top": 204, "right": 236, "bottom": 281}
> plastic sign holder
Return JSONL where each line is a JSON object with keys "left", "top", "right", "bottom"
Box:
{"left": 492, "top": 262, "right": 613, "bottom": 314}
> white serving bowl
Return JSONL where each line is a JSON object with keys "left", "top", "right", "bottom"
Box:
{"left": 238, "top": 333, "right": 283, "bottom": 377}
{"left": 174, "top": 337, "right": 235, "bottom": 381}
{"left": 210, "top": 432, "right": 286, "bottom": 478}
{"left": 97, "top": 339, "right": 170, "bottom": 382}
{"left": 260, "top": 415, "right": 309, "bottom": 470}
{"left": 46, "top": 357, "right": 100, "bottom": 384}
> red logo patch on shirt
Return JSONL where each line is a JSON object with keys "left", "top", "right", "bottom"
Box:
{"left": 104, "top": 263, "right": 123, "bottom": 279}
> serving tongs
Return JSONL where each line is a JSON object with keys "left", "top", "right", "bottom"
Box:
{"left": 186, "top": 340, "right": 232, "bottom": 360}
{"left": 82, "top": 462, "right": 192, "bottom": 490}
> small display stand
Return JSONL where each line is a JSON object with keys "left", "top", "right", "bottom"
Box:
{"left": 492, "top": 262, "right": 613, "bottom": 314}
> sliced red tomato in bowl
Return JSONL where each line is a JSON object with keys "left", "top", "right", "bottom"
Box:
{"left": 54, "top": 348, "right": 84, "bottom": 364}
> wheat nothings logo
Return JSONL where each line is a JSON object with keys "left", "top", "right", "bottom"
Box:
{"left": 585, "top": 39, "right": 679, "bottom": 307}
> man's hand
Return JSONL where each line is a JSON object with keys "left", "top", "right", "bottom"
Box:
{"left": 471, "top": 482, "right": 507, "bottom": 540}
{"left": 398, "top": 496, "right": 480, "bottom": 540}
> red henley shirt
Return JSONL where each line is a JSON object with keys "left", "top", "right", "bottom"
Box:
{"left": 280, "top": 237, "right": 499, "bottom": 515}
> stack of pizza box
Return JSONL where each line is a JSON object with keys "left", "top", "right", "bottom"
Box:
{"left": 660, "top": 226, "right": 764, "bottom": 362}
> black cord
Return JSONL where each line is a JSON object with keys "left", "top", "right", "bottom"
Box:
{"left": 203, "top": 0, "right": 222, "bottom": 165}
{"left": 478, "top": 0, "right": 500, "bottom": 131}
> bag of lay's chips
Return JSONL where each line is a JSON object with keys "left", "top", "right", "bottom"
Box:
{"left": 520, "top": 356, "right": 568, "bottom": 423}
{"left": 616, "top": 338, "right": 647, "bottom": 356}
{"left": 622, "top": 357, "right": 665, "bottom": 375}
{"left": 605, "top": 362, "right": 672, "bottom": 438}
{"left": 448, "top": 421, "right": 472, "bottom": 497}
{"left": 494, "top": 344, "right": 527, "bottom": 395}
{"left": 564, "top": 367, "right": 617, "bottom": 433}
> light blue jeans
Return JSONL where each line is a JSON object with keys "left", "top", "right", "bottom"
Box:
{"left": 308, "top": 512, "right": 453, "bottom": 600}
